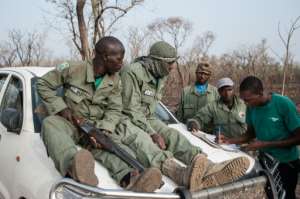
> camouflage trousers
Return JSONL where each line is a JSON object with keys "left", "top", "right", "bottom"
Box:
{"left": 148, "top": 118, "right": 202, "bottom": 165}
{"left": 42, "top": 116, "right": 173, "bottom": 183}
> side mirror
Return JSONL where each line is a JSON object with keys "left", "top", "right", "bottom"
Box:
{"left": 0, "top": 108, "right": 22, "bottom": 133}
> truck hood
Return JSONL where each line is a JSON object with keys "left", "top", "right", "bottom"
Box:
{"left": 93, "top": 123, "right": 255, "bottom": 192}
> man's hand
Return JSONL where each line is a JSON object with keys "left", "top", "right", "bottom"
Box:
{"left": 72, "top": 116, "right": 85, "bottom": 126}
{"left": 57, "top": 108, "right": 73, "bottom": 123}
{"left": 88, "top": 129, "right": 112, "bottom": 149}
{"left": 215, "top": 133, "right": 230, "bottom": 144}
{"left": 242, "top": 140, "right": 268, "bottom": 151}
{"left": 151, "top": 133, "right": 166, "bottom": 150}
{"left": 186, "top": 120, "right": 200, "bottom": 132}
{"left": 89, "top": 136, "right": 102, "bottom": 148}
{"left": 72, "top": 117, "right": 111, "bottom": 149}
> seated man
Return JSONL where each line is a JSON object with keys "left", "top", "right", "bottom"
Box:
{"left": 219, "top": 76, "right": 300, "bottom": 199}
{"left": 187, "top": 77, "right": 247, "bottom": 138}
{"left": 121, "top": 40, "right": 250, "bottom": 191}
{"left": 37, "top": 36, "right": 162, "bottom": 192}
{"left": 176, "top": 62, "right": 219, "bottom": 123}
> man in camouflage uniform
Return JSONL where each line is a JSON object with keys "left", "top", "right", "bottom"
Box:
{"left": 161, "top": 63, "right": 192, "bottom": 113}
{"left": 187, "top": 77, "right": 247, "bottom": 138}
{"left": 121, "top": 41, "right": 250, "bottom": 191}
{"left": 37, "top": 36, "right": 162, "bottom": 192}
{"left": 176, "top": 62, "right": 219, "bottom": 123}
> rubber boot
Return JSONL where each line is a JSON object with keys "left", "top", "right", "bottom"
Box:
{"left": 68, "top": 149, "right": 98, "bottom": 186}
{"left": 200, "top": 156, "right": 250, "bottom": 189}
{"left": 127, "top": 168, "right": 162, "bottom": 192}
{"left": 161, "top": 154, "right": 208, "bottom": 191}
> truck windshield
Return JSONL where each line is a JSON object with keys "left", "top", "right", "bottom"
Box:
{"left": 31, "top": 77, "right": 44, "bottom": 133}
{"left": 155, "top": 103, "right": 179, "bottom": 125}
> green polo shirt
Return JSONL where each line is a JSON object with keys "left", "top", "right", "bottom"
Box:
{"left": 95, "top": 76, "right": 104, "bottom": 89}
{"left": 246, "top": 93, "right": 300, "bottom": 163}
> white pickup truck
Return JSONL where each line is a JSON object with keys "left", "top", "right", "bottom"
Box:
{"left": 0, "top": 67, "right": 273, "bottom": 199}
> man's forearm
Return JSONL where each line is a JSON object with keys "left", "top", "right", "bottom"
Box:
{"left": 227, "top": 125, "right": 256, "bottom": 144}
{"left": 263, "top": 130, "right": 300, "bottom": 148}
{"left": 227, "top": 134, "right": 253, "bottom": 144}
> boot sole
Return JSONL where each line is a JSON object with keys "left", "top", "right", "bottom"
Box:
{"left": 73, "top": 149, "right": 98, "bottom": 186}
{"left": 201, "top": 157, "right": 249, "bottom": 189}
{"left": 129, "top": 168, "right": 162, "bottom": 192}
{"left": 189, "top": 154, "right": 209, "bottom": 191}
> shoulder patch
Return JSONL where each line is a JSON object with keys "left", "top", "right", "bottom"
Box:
{"left": 144, "top": 89, "right": 154, "bottom": 96}
{"left": 239, "top": 111, "right": 245, "bottom": 118}
{"left": 56, "top": 62, "right": 70, "bottom": 72}
{"left": 118, "top": 78, "right": 122, "bottom": 89}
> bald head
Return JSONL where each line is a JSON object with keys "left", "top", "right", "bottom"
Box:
{"left": 95, "top": 36, "right": 125, "bottom": 56}
{"left": 93, "top": 36, "right": 125, "bottom": 76}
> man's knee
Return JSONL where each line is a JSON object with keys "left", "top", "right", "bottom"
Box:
{"left": 42, "top": 115, "right": 77, "bottom": 145}
{"left": 159, "top": 127, "right": 181, "bottom": 141}
{"left": 43, "top": 115, "right": 68, "bottom": 128}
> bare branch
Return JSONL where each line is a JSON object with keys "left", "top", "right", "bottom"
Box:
{"left": 3, "top": 29, "right": 49, "bottom": 66}
{"left": 46, "top": 0, "right": 144, "bottom": 60}
{"left": 127, "top": 26, "right": 150, "bottom": 60}
{"left": 278, "top": 22, "right": 288, "bottom": 48}
{"left": 147, "top": 17, "right": 192, "bottom": 52}
{"left": 95, "top": 1, "right": 144, "bottom": 35}
{"left": 183, "top": 31, "right": 215, "bottom": 64}
{"left": 278, "top": 15, "right": 300, "bottom": 95}
{"left": 0, "top": 42, "right": 17, "bottom": 67}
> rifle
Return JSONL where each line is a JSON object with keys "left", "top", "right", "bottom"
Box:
{"left": 73, "top": 118, "right": 145, "bottom": 173}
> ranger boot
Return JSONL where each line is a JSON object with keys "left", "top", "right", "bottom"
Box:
{"left": 161, "top": 154, "right": 209, "bottom": 191}
{"left": 68, "top": 149, "right": 98, "bottom": 186}
{"left": 127, "top": 168, "right": 162, "bottom": 192}
{"left": 199, "top": 156, "right": 250, "bottom": 189}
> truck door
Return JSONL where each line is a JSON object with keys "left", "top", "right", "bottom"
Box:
{"left": 0, "top": 74, "right": 24, "bottom": 199}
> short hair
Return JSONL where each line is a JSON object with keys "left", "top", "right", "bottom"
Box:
{"left": 95, "top": 36, "right": 124, "bottom": 55}
{"left": 239, "top": 76, "right": 263, "bottom": 94}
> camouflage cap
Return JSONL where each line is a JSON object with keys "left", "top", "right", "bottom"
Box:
{"left": 196, "top": 62, "right": 212, "bottom": 75}
{"left": 149, "top": 41, "right": 178, "bottom": 62}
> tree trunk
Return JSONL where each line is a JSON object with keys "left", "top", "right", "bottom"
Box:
{"left": 91, "top": 0, "right": 103, "bottom": 46}
{"left": 281, "top": 54, "right": 289, "bottom": 95}
{"left": 77, "top": 0, "right": 90, "bottom": 60}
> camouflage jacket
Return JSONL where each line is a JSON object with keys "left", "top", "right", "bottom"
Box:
{"left": 121, "top": 62, "right": 167, "bottom": 135}
{"left": 37, "top": 61, "right": 122, "bottom": 133}
{"left": 193, "top": 95, "right": 247, "bottom": 138}
{"left": 176, "top": 84, "right": 219, "bottom": 123}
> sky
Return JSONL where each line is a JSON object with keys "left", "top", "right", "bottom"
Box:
{"left": 1, "top": 0, "right": 300, "bottom": 61}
